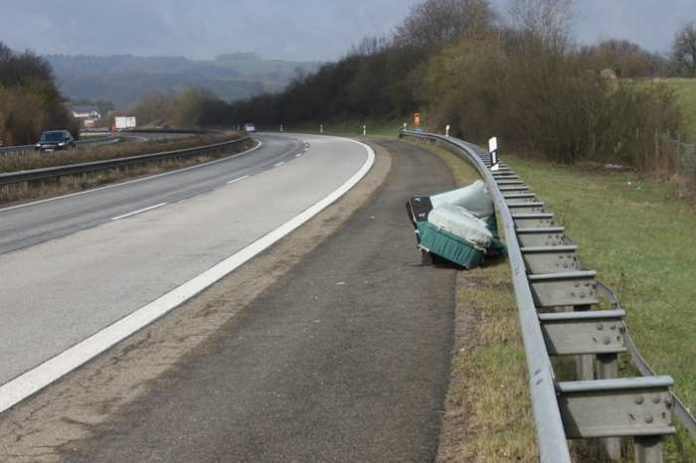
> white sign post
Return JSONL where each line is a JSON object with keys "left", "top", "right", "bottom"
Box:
{"left": 489, "top": 136, "right": 500, "bottom": 171}
{"left": 445, "top": 124, "right": 451, "bottom": 137}
{"left": 362, "top": 124, "right": 366, "bottom": 136}
{"left": 320, "top": 123, "right": 324, "bottom": 134}
{"left": 403, "top": 122, "right": 407, "bottom": 131}
{"left": 280, "top": 124, "right": 284, "bottom": 132}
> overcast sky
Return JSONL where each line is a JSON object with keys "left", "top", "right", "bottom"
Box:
{"left": 1, "top": 0, "right": 694, "bottom": 61}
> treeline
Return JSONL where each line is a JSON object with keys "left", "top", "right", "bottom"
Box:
{"left": 136, "top": 0, "right": 688, "bottom": 167}
{"left": 0, "top": 42, "right": 78, "bottom": 145}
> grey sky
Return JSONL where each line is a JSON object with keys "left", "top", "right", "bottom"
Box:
{"left": 1, "top": 1, "right": 694, "bottom": 60}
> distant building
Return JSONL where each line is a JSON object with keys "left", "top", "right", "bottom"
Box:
{"left": 70, "top": 104, "right": 102, "bottom": 128}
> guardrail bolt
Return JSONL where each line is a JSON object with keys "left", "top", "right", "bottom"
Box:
{"left": 652, "top": 395, "right": 661, "bottom": 404}
{"left": 645, "top": 414, "right": 654, "bottom": 424}
{"left": 635, "top": 395, "right": 644, "bottom": 405}
{"left": 597, "top": 323, "right": 604, "bottom": 331}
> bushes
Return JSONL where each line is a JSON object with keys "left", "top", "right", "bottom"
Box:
{"left": 421, "top": 30, "right": 681, "bottom": 167}
{"left": 0, "top": 42, "right": 78, "bottom": 145}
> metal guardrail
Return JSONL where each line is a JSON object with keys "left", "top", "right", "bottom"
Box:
{"left": 400, "top": 130, "right": 682, "bottom": 463}
{"left": 0, "top": 136, "right": 120, "bottom": 156}
{"left": 0, "top": 136, "right": 250, "bottom": 186}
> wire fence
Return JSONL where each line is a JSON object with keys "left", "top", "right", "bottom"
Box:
{"left": 650, "top": 132, "right": 696, "bottom": 195}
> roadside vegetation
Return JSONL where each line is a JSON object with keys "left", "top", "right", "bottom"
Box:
{"left": 0, "top": 132, "right": 239, "bottom": 173}
{"left": 0, "top": 132, "right": 252, "bottom": 205}
{"left": 0, "top": 42, "right": 79, "bottom": 145}
{"left": 506, "top": 155, "right": 696, "bottom": 461}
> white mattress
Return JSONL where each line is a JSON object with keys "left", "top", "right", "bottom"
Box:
{"left": 427, "top": 204, "right": 493, "bottom": 250}
{"left": 429, "top": 180, "right": 494, "bottom": 218}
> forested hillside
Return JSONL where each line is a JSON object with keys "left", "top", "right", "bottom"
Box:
{"left": 45, "top": 53, "right": 320, "bottom": 108}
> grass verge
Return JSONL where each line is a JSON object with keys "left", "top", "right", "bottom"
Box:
{"left": 0, "top": 132, "right": 240, "bottom": 173}
{"left": 407, "top": 142, "right": 537, "bottom": 462}
{"left": 506, "top": 155, "right": 696, "bottom": 461}
{"left": 0, "top": 136, "right": 254, "bottom": 205}
{"left": 650, "top": 78, "right": 696, "bottom": 142}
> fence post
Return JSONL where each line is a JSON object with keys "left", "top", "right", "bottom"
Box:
{"left": 653, "top": 129, "right": 659, "bottom": 172}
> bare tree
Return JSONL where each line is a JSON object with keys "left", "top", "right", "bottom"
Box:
{"left": 349, "top": 36, "right": 390, "bottom": 57}
{"left": 508, "top": 0, "right": 573, "bottom": 51}
{"left": 672, "top": 22, "right": 696, "bottom": 76}
{"left": 394, "top": 0, "right": 496, "bottom": 50}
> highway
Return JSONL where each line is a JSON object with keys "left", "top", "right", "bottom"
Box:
{"left": 0, "top": 138, "right": 458, "bottom": 462}
{"left": 0, "top": 133, "right": 369, "bottom": 390}
{"left": 0, "top": 134, "right": 301, "bottom": 254}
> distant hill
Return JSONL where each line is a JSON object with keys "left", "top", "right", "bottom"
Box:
{"left": 45, "top": 53, "right": 321, "bottom": 108}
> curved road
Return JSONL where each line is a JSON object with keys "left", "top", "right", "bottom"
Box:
{"left": 0, "top": 133, "right": 369, "bottom": 387}
{"left": 0, "top": 134, "right": 303, "bottom": 254}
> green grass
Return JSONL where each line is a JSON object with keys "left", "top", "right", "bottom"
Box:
{"left": 646, "top": 78, "right": 696, "bottom": 142}
{"left": 506, "top": 155, "right": 696, "bottom": 460}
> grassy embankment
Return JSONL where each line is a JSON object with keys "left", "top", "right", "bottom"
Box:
{"left": 645, "top": 78, "right": 696, "bottom": 142}
{"left": 506, "top": 155, "right": 696, "bottom": 461}
{"left": 403, "top": 135, "right": 696, "bottom": 461}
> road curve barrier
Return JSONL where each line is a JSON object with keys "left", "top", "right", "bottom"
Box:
{"left": 399, "top": 129, "right": 695, "bottom": 463}
{"left": 0, "top": 136, "right": 251, "bottom": 186}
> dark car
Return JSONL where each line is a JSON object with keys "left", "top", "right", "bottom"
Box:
{"left": 35, "top": 130, "right": 76, "bottom": 152}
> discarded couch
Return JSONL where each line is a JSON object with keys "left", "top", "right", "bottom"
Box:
{"left": 406, "top": 180, "right": 506, "bottom": 268}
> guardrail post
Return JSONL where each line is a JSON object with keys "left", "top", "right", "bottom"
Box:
{"left": 598, "top": 353, "right": 622, "bottom": 460}
{"left": 574, "top": 304, "right": 594, "bottom": 381}
{"left": 634, "top": 436, "right": 664, "bottom": 463}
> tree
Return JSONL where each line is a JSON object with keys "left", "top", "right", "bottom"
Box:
{"left": 0, "top": 41, "right": 77, "bottom": 144}
{"left": 579, "top": 39, "right": 662, "bottom": 78}
{"left": 672, "top": 22, "right": 696, "bottom": 77}
{"left": 508, "top": 0, "right": 573, "bottom": 51}
{"left": 394, "top": 0, "right": 495, "bottom": 50}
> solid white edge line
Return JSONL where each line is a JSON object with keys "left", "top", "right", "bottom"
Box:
{"left": 0, "top": 136, "right": 375, "bottom": 415}
{"left": 274, "top": 161, "right": 285, "bottom": 168}
{"left": 226, "top": 175, "right": 251, "bottom": 185}
{"left": 110, "top": 202, "right": 167, "bottom": 221}
{"left": 0, "top": 140, "right": 264, "bottom": 215}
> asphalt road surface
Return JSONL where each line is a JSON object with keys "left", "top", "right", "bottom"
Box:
{"left": 66, "top": 140, "right": 457, "bottom": 463}
{"left": 0, "top": 134, "right": 368, "bottom": 386}
{"left": 0, "top": 134, "right": 304, "bottom": 254}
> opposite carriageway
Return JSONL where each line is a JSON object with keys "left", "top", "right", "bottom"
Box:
{"left": 400, "top": 130, "right": 691, "bottom": 463}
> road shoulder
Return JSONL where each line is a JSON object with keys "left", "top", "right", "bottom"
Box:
{"left": 0, "top": 140, "right": 391, "bottom": 462}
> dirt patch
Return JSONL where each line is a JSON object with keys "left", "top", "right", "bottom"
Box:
{"left": 0, "top": 142, "right": 392, "bottom": 462}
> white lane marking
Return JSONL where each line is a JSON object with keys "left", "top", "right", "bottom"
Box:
{"left": 295, "top": 152, "right": 304, "bottom": 158}
{"left": 0, "top": 140, "right": 264, "bottom": 215}
{"left": 0, "top": 137, "right": 375, "bottom": 415}
{"left": 226, "top": 175, "right": 250, "bottom": 185}
{"left": 274, "top": 161, "right": 285, "bottom": 168}
{"left": 110, "top": 203, "right": 167, "bottom": 221}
